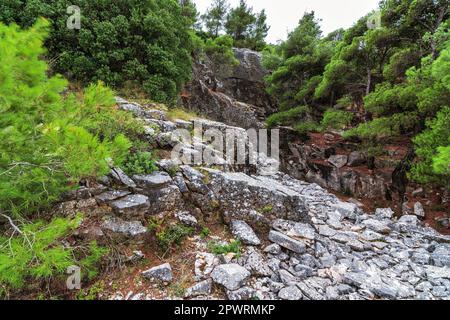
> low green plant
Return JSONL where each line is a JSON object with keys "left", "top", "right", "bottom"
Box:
{"left": 207, "top": 240, "right": 242, "bottom": 257}
{"left": 259, "top": 204, "right": 273, "bottom": 214}
{"left": 0, "top": 213, "right": 108, "bottom": 290}
{"left": 200, "top": 227, "right": 211, "bottom": 239}
{"left": 121, "top": 151, "right": 158, "bottom": 176}
{"left": 75, "top": 281, "right": 106, "bottom": 300}
{"left": 156, "top": 224, "right": 194, "bottom": 252}
{"left": 266, "top": 106, "right": 310, "bottom": 128}
{"left": 320, "top": 109, "right": 353, "bottom": 130}
{"left": 294, "top": 121, "right": 320, "bottom": 135}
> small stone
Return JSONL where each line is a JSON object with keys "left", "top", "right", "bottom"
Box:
{"left": 244, "top": 248, "right": 271, "bottom": 277}
{"left": 362, "top": 219, "right": 391, "bottom": 234}
{"left": 413, "top": 202, "right": 426, "bottom": 218}
{"left": 185, "top": 279, "right": 212, "bottom": 298}
{"left": 264, "top": 244, "right": 281, "bottom": 255}
{"left": 132, "top": 172, "right": 172, "bottom": 189}
{"left": 175, "top": 211, "right": 198, "bottom": 227}
{"left": 328, "top": 155, "right": 348, "bottom": 168}
{"left": 95, "top": 190, "right": 131, "bottom": 204}
{"left": 227, "top": 287, "right": 257, "bottom": 300}
{"left": 268, "top": 230, "right": 306, "bottom": 254}
{"left": 109, "top": 194, "right": 150, "bottom": 215}
{"left": 347, "top": 151, "right": 366, "bottom": 167}
{"left": 211, "top": 264, "right": 250, "bottom": 291}
{"left": 279, "top": 269, "right": 298, "bottom": 285}
{"left": 318, "top": 225, "right": 337, "bottom": 237}
{"left": 278, "top": 286, "right": 303, "bottom": 300}
{"left": 230, "top": 220, "right": 261, "bottom": 246}
{"left": 142, "top": 263, "right": 173, "bottom": 282}
{"left": 398, "top": 215, "right": 419, "bottom": 225}
{"left": 101, "top": 217, "right": 147, "bottom": 237}
{"left": 374, "top": 208, "right": 394, "bottom": 220}
{"left": 110, "top": 167, "right": 136, "bottom": 188}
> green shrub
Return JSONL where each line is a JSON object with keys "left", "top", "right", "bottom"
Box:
{"left": 0, "top": 213, "right": 108, "bottom": 289}
{"left": 320, "top": 110, "right": 353, "bottom": 130}
{"left": 294, "top": 121, "right": 320, "bottom": 135}
{"left": 266, "top": 106, "right": 310, "bottom": 128}
{"left": 410, "top": 106, "right": 450, "bottom": 186}
{"left": 156, "top": 224, "right": 194, "bottom": 252}
{"left": 121, "top": 151, "right": 158, "bottom": 176}
{"left": 204, "top": 35, "right": 239, "bottom": 77}
{"left": 0, "top": 0, "right": 194, "bottom": 104}
{"left": 200, "top": 227, "right": 211, "bottom": 239}
{"left": 207, "top": 240, "right": 242, "bottom": 257}
{"left": 0, "top": 20, "right": 132, "bottom": 216}
{"left": 343, "top": 112, "right": 418, "bottom": 141}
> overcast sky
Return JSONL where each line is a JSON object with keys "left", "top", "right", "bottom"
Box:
{"left": 194, "top": 0, "right": 381, "bottom": 43}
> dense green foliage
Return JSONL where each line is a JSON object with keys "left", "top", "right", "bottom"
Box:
{"left": 0, "top": 20, "right": 141, "bottom": 217}
{"left": 122, "top": 151, "right": 158, "bottom": 176}
{"left": 0, "top": 213, "right": 107, "bottom": 289}
{"left": 204, "top": 35, "right": 239, "bottom": 76}
{"left": 200, "top": 0, "right": 269, "bottom": 51}
{"left": 263, "top": 1, "right": 449, "bottom": 187}
{"left": 262, "top": 12, "right": 336, "bottom": 116}
{"left": 0, "top": 0, "right": 195, "bottom": 104}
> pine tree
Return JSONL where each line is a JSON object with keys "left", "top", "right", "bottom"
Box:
{"left": 201, "top": 0, "right": 229, "bottom": 38}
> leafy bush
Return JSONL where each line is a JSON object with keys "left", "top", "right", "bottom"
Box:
{"left": 0, "top": 0, "right": 194, "bottom": 104}
{"left": 410, "top": 106, "right": 450, "bottom": 186}
{"left": 121, "top": 152, "right": 158, "bottom": 176}
{"left": 343, "top": 112, "right": 418, "bottom": 141}
{"left": 0, "top": 213, "right": 108, "bottom": 289}
{"left": 204, "top": 35, "right": 239, "bottom": 77}
{"left": 0, "top": 20, "right": 133, "bottom": 216}
{"left": 207, "top": 240, "right": 242, "bottom": 257}
{"left": 156, "top": 224, "right": 194, "bottom": 252}
{"left": 320, "top": 110, "right": 353, "bottom": 130}
{"left": 266, "top": 106, "right": 310, "bottom": 128}
{"left": 294, "top": 121, "right": 320, "bottom": 135}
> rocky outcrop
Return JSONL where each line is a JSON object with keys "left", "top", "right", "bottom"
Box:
{"left": 60, "top": 98, "right": 450, "bottom": 300}
{"left": 181, "top": 48, "right": 276, "bottom": 129}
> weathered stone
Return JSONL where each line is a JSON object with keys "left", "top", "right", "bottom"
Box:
{"left": 413, "top": 202, "right": 426, "bottom": 218}
{"left": 278, "top": 286, "right": 303, "bottom": 300}
{"left": 431, "top": 245, "right": 450, "bottom": 267}
{"left": 328, "top": 155, "right": 348, "bottom": 168}
{"left": 109, "top": 194, "right": 150, "bottom": 215}
{"left": 95, "top": 190, "right": 131, "bottom": 204}
{"left": 230, "top": 220, "right": 261, "bottom": 245}
{"left": 318, "top": 225, "right": 337, "bottom": 237}
{"left": 268, "top": 230, "right": 306, "bottom": 254}
{"left": 110, "top": 167, "right": 136, "bottom": 188}
{"left": 195, "top": 252, "right": 220, "bottom": 281}
{"left": 211, "top": 264, "right": 251, "bottom": 291}
{"left": 374, "top": 208, "right": 394, "bottom": 220}
{"left": 264, "top": 244, "right": 281, "bottom": 255}
{"left": 142, "top": 263, "right": 173, "bottom": 282}
{"left": 185, "top": 279, "right": 212, "bottom": 298}
{"left": 176, "top": 211, "right": 198, "bottom": 227}
{"left": 347, "top": 151, "right": 366, "bottom": 167}
{"left": 227, "top": 287, "right": 257, "bottom": 300}
{"left": 101, "top": 217, "right": 147, "bottom": 237}
{"left": 362, "top": 219, "right": 391, "bottom": 234}
{"left": 132, "top": 172, "right": 172, "bottom": 190}
{"left": 244, "top": 249, "right": 271, "bottom": 277}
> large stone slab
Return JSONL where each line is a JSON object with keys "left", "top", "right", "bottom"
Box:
{"left": 230, "top": 220, "right": 261, "bottom": 245}
{"left": 211, "top": 264, "right": 251, "bottom": 291}
{"left": 268, "top": 230, "right": 306, "bottom": 254}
